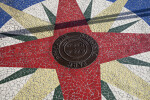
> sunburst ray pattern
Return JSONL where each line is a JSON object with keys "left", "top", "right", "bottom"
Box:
{"left": 13, "top": 69, "right": 59, "bottom": 100}
{"left": 88, "top": 0, "right": 128, "bottom": 32}
{"left": 0, "top": 0, "right": 150, "bottom": 100}
{"left": 0, "top": 2, "right": 53, "bottom": 39}
{"left": 101, "top": 61, "right": 150, "bottom": 100}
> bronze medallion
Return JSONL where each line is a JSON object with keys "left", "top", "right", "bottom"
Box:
{"left": 52, "top": 32, "right": 99, "bottom": 68}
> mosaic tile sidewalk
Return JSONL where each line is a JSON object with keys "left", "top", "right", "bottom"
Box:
{"left": 0, "top": 0, "right": 150, "bottom": 100}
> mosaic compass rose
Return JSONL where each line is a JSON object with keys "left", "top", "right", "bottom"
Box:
{"left": 0, "top": 0, "right": 150, "bottom": 100}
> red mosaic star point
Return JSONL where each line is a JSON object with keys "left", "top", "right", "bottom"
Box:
{"left": 0, "top": 36, "right": 57, "bottom": 69}
{"left": 94, "top": 32, "right": 150, "bottom": 63}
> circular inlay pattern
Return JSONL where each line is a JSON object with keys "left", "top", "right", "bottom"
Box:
{"left": 52, "top": 32, "right": 99, "bottom": 68}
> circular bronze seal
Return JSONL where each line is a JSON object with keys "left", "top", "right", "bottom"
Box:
{"left": 52, "top": 32, "right": 99, "bottom": 68}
